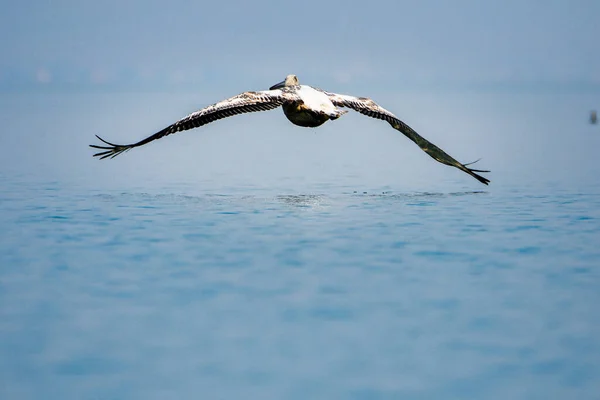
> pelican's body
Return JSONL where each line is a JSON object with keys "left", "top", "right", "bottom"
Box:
{"left": 279, "top": 85, "right": 346, "bottom": 127}
{"left": 91, "top": 74, "right": 490, "bottom": 185}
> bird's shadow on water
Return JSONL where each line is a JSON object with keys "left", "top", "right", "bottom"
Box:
{"left": 92, "top": 190, "right": 489, "bottom": 212}
{"left": 276, "top": 194, "right": 327, "bottom": 208}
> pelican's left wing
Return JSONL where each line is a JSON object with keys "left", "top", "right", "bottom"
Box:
{"left": 91, "top": 90, "right": 293, "bottom": 159}
{"left": 324, "top": 92, "right": 490, "bottom": 185}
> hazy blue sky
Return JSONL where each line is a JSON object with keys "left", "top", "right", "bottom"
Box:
{"left": 1, "top": 0, "right": 599, "bottom": 190}
{"left": 1, "top": 0, "right": 599, "bottom": 92}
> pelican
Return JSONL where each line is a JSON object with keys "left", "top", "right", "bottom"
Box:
{"left": 91, "top": 74, "right": 490, "bottom": 184}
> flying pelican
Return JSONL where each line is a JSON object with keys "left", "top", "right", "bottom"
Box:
{"left": 91, "top": 74, "right": 490, "bottom": 184}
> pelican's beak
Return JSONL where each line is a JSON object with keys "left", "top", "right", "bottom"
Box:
{"left": 269, "top": 80, "right": 285, "bottom": 90}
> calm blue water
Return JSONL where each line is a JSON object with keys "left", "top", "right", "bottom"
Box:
{"left": 1, "top": 91, "right": 600, "bottom": 399}
{"left": 1, "top": 177, "right": 599, "bottom": 399}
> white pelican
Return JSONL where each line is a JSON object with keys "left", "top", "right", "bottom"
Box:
{"left": 91, "top": 74, "right": 490, "bottom": 184}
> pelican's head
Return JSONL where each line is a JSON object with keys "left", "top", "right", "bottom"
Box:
{"left": 269, "top": 74, "right": 299, "bottom": 90}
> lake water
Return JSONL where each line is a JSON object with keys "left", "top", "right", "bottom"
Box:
{"left": 1, "top": 91, "right": 600, "bottom": 399}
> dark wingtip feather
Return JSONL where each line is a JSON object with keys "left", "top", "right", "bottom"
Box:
{"left": 95, "top": 134, "right": 120, "bottom": 147}
{"left": 90, "top": 135, "right": 132, "bottom": 159}
{"left": 469, "top": 169, "right": 490, "bottom": 185}
{"left": 460, "top": 158, "right": 490, "bottom": 185}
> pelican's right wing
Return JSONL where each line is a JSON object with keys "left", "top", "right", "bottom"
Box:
{"left": 91, "top": 90, "right": 295, "bottom": 159}
{"left": 325, "top": 92, "right": 490, "bottom": 185}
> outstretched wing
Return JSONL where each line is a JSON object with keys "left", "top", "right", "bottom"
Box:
{"left": 90, "top": 90, "right": 291, "bottom": 159}
{"left": 324, "top": 92, "right": 490, "bottom": 185}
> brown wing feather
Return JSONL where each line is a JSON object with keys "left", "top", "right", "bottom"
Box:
{"left": 326, "top": 93, "right": 490, "bottom": 185}
{"left": 90, "top": 91, "right": 286, "bottom": 159}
